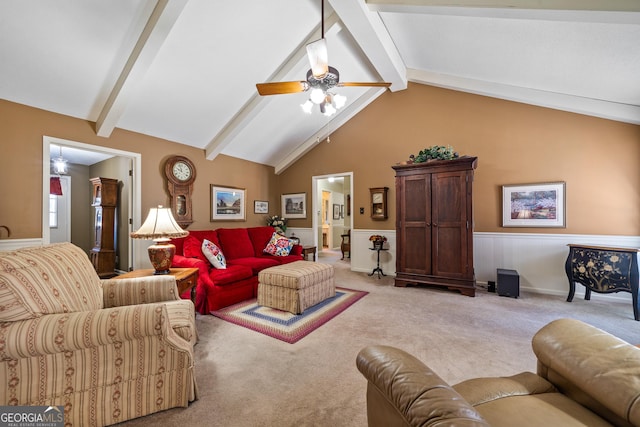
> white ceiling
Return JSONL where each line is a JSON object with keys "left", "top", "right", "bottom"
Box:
{"left": 2, "top": 1, "right": 639, "bottom": 172}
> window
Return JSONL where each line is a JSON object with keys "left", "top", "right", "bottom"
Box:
{"left": 49, "top": 195, "right": 58, "bottom": 228}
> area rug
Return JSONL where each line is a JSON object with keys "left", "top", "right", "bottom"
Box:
{"left": 211, "top": 287, "right": 367, "bottom": 343}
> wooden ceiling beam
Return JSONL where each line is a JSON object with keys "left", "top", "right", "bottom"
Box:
{"left": 95, "top": 0, "right": 188, "bottom": 137}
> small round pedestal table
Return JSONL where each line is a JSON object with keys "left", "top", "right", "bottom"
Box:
{"left": 368, "top": 246, "right": 388, "bottom": 279}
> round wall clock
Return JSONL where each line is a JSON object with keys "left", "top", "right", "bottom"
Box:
{"left": 164, "top": 156, "right": 196, "bottom": 228}
{"left": 165, "top": 156, "right": 196, "bottom": 185}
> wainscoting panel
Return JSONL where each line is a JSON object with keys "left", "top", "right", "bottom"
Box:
{"left": 258, "top": 228, "right": 640, "bottom": 304}
{"left": 351, "top": 229, "right": 396, "bottom": 277}
{"left": 474, "top": 232, "right": 640, "bottom": 301}
{"left": 0, "top": 238, "right": 43, "bottom": 251}
{"left": 285, "top": 227, "right": 315, "bottom": 248}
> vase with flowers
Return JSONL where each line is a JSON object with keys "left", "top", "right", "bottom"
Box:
{"left": 266, "top": 215, "right": 288, "bottom": 234}
{"left": 369, "top": 234, "right": 387, "bottom": 250}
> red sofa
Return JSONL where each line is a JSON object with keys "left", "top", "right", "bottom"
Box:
{"left": 170, "top": 226, "right": 303, "bottom": 314}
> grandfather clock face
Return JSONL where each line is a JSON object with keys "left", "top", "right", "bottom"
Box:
{"left": 165, "top": 156, "right": 196, "bottom": 228}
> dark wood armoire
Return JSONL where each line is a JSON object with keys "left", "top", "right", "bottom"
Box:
{"left": 392, "top": 156, "right": 478, "bottom": 296}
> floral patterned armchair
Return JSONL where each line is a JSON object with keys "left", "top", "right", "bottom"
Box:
{"left": 0, "top": 243, "right": 198, "bottom": 426}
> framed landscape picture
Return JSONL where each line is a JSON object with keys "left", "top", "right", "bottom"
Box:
{"left": 254, "top": 200, "right": 268, "bottom": 214}
{"left": 502, "top": 182, "right": 565, "bottom": 227}
{"left": 211, "top": 185, "right": 246, "bottom": 221}
{"left": 282, "top": 193, "right": 306, "bottom": 219}
{"left": 333, "top": 204, "right": 340, "bottom": 220}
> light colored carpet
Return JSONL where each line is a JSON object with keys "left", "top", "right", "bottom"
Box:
{"left": 119, "top": 250, "right": 638, "bottom": 427}
{"left": 211, "top": 287, "right": 367, "bottom": 343}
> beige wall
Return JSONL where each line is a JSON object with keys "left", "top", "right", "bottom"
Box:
{"left": 0, "top": 99, "right": 279, "bottom": 240}
{"left": 279, "top": 83, "right": 640, "bottom": 236}
{"left": 2, "top": 81, "right": 639, "bottom": 243}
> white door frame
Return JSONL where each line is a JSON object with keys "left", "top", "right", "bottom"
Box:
{"left": 311, "top": 172, "right": 354, "bottom": 259}
{"left": 42, "top": 136, "right": 142, "bottom": 269}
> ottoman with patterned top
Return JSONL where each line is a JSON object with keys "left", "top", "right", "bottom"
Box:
{"left": 257, "top": 260, "right": 335, "bottom": 314}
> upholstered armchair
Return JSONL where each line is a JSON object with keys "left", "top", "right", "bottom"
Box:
{"left": 0, "top": 242, "right": 198, "bottom": 426}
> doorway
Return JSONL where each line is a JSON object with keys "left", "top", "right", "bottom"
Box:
{"left": 42, "top": 136, "right": 143, "bottom": 271}
{"left": 312, "top": 172, "right": 353, "bottom": 264}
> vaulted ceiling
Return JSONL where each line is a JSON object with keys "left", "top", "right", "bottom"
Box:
{"left": 2, "top": 1, "right": 639, "bottom": 173}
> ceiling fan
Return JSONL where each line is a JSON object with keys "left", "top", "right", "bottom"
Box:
{"left": 255, "top": 0, "right": 391, "bottom": 115}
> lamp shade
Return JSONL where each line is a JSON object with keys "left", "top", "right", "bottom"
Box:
{"left": 131, "top": 206, "right": 188, "bottom": 241}
{"left": 131, "top": 206, "right": 188, "bottom": 274}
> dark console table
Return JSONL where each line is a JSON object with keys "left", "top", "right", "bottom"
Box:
{"left": 565, "top": 244, "right": 639, "bottom": 321}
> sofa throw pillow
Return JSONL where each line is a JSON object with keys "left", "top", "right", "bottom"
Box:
{"left": 202, "top": 239, "right": 226, "bottom": 269}
{"left": 263, "top": 232, "right": 294, "bottom": 256}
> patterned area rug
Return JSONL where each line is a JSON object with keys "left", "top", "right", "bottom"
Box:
{"left": 211, "top": 287, "right": 367, "bottom": 344}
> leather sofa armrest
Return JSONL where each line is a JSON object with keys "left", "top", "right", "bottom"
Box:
{"left": 453, "top": 372, "right": 557, "bottom": 406}
{"left": 102, "top": 275, "right": 180, "bottom": 307}
{"left": 532, "top": 318, "right": 640, "bottom": 427}
{"left": 356, "top": 345, "right": 490, "bottom": 427}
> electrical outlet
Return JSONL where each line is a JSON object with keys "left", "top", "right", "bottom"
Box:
{"left": 359, "top": 207, "right": 364, "bottom": 214}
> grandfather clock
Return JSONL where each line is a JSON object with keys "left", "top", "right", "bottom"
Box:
{"left": 90, "top": 177, "right": 118, "bottom": 278}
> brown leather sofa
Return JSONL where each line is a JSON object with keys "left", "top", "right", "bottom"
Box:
{"left": 356, "top": 318, "right": 640, "bottom": 427}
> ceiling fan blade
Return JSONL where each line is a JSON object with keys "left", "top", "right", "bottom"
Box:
{"left": 256, "top": 81, "right": 308, "bottom": 96}
{"left": 306, "top": 38, "right": 329, "bottom": 79}
{"left": 338, "top": 82, "right": 392, "bottom": 88}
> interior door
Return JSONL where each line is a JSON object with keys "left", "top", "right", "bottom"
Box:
{"left": 398, "top": 173, "right": 431, "bottom": 275}
{"left": 50, "top": 176, "right": 71, "bottom": 243}
{"left": 432, "top": 170, "right": 468, "bottom": 278}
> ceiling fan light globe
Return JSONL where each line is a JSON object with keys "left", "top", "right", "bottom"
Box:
{"left": 301, "top": 100, "right": 314, "bottom": 114}
{"left": 323, "top": 103, "right": 336, "bottom": 116}
{"left": 324, "top": 92, "right": 333, "bottom": 104}
{"left": 333, "top": 93, "right": 347, "bottom": 109}
{"left": 310, "top": 88, "right": 325, "bottom": 104}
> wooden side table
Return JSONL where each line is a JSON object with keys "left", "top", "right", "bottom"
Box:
{"left": 116, "top": 268, "right": 199, "bottom": 301}
{"left": 302, "top": 246, "right": 316, "bottom": 261}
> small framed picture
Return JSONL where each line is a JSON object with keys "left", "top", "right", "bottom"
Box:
{"left": 502, "top": 182, "right": 566, "bottom": 227}
{"left": 254, "top": 200, "right": 269, "bottom": 214}
{"left": 211, "top": 185, "right": 246, "bottom": 221}
{"left": 333, "top": 204, "right": 340, "bottom": 220}
{"left": 282, "top": 193, "right": 306, "bottom": 219}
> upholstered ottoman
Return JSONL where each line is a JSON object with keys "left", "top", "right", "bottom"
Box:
{"left": 257, "top": 261, "right": 335, "bottom": 314}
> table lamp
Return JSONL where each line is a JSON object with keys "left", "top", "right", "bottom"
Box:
{"left": 131, "top": 205, "right": 189, "bottom": 274}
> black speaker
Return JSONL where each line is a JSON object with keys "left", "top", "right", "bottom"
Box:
{"left": 497, "top": 269, "right": 519, "bottom": 298}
